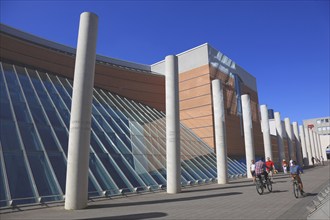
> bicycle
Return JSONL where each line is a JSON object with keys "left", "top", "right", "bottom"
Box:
{"left": 256, "top": 175, "right": 272, "bottom": 195}
{"left": 292, "top": 176, "right": 303, "bottom": 198}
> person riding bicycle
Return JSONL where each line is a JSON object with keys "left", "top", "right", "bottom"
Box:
{"left": 290, "top": 161, "right": 305, "bottom": 194}
{"left": 255, "top": 157, "right": 269, "bottom": 185}
{"left": 265, "top": 157, "right": 276, "bottom": 180}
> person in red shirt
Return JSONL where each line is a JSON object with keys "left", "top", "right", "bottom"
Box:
{"left": 265, "top": 157, "right": 276, "bottom": 180}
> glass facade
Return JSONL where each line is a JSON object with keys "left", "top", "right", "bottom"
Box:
{"left": 0, "top": 61, "right": 246, "bottom": 207}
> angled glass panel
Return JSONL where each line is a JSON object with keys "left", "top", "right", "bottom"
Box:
{"left": 96, "top": 91, "right": 167, "bottom": 185}
{"left": 42, "top": 74, "right": 70, "bottom": 128}
{"left": 3, "top": 152, "right": 35, "bottom": 205}
{"left": 15, "top": 67, "right": 39, "bottom": 107}
{"left": 53, "top": 128, "right": 69, "bottom": 154}
{"left": 89, "top": 153, "right": 118, "bottom": 191}
{"left": 36, "top": 124, "right": 60, "bottom": 153}
{"left": 111, "top": 154, "right": 141, "bottom": 188}
{"left": 0, "top": 158, "right": 8, "bottom": 207}
{"left": 12, "top": 102, "right": 32, "bottom": 124}
{"left": 96, "top": 153, "right": 128, "bottom": 190}
{"left": 0, "top": 65, "right": 12, "bottom": 121}
{"left": 0, "top": 101, "right": 12, "bottom": 121}
{"left": 48, "top": 153, "right": 67, "bottom": 193}
{"left": 1, "top": 120, "right": 21, "bottom": 152}
{"left": 27, "top": 152, "right": 61, "bottom": 201}
{"left": 18, "top": 122, "right": 43, "bottom": 152}
{"left": 2, "top": 64, "right": 24, "bottom": 103}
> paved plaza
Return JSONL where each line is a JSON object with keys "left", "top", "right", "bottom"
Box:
{"left": 1, "top": 163, "right": 329, "bottom": 220}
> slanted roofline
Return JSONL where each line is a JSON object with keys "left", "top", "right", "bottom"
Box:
{"left": 0, "top": 23, "right": 153, "bottom": 74}
{"left": 1, "top": 23, "right": 257, "bottom": 91}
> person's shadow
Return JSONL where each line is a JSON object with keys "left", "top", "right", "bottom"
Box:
{"left": 302, "top": 192, "right": 318, "bottom": 197}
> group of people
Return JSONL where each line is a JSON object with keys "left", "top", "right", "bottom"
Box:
{"left": 311, "top": 156, "right": 325, "bottom": 166}
{"left": 250, "top": 157, "right": 305, "bottom": 194}
{"left": 250, "top": 157, "right": 276, "bottom": 183}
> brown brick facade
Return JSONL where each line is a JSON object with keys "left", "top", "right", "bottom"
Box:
{"left": 179, "top": 64, "right": 264, "bottom": 159}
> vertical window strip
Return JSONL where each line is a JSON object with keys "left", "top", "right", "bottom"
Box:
{"left": 1, "top": 63, "right": 39, "bottom": 204}
{"left": 0, "top": 63, "right": 13, "bottom": 206}
{"left": 18, "top": 67, "right": 63, "bottom": 201}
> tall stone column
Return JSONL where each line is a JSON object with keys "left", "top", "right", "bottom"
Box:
{"left": 298, "top": 125, "right": 308, "bottom": 166}
{"left": 318, "top": 135, "right": 323, "bottom": 159}
{"left": 313, "top": 131, "right": 321, "bottom": 159}
{"left": 304, "top": 127, "right": 313, "bottom": 165}
{"left": 274, "top": 112, "right": 285, "bottom": 164}
{"left": 65, "top": 12, "right": 98, "bottom": 210}
{"left": 165, "top": 55, "right": 181, "bottom": 194}
{"left": 317, "top": 134, "right": 325, "bottom": 159}
{"left": 308, "top": 128, "right": 316, "bottom": 161}
{"left": 212, "top": 79, "right": 228, "bottom": 184}
{"left": 292, "top": 122, "right": 303, "bottom": 166}
{"left": 260, "top": 105, "right": 272, "bottom": 160}
{"left": 284, "top": 118, "right": 295, "bottom": 160}
{"left": 241, "top": 94, "right": 255, "bottom": 178}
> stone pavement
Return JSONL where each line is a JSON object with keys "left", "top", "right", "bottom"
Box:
{"left": 1, "top": 163, "right": 329, "bottom": 220}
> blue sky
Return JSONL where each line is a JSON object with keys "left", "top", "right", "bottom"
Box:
{"left": 1, "top": 0, "right": 329, "bottom": 125}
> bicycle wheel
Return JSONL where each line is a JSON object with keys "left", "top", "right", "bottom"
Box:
{"left": 293, "top": 181, "right": 300, "bottom": 198}
{"left": 256, "top": 180, "right": 264, "bottom": 195}
{"left": 266, "top": 179, "right": 273, "bottom": 192}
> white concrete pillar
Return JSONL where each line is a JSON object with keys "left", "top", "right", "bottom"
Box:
{"left": 308, "top": 128, "right": 316, "bottom": 161}
{"left": 274, "top": 112, "right": 285, "bottom": 164}
{"left": 260, "top": 105, "right": 272, "bottom": 160}
{"left": 304, "top": 127, "right": 313, "bottom": 165}
{"left": 241, "top": 94, "right": 255, "bottom": 179}
{"left": 292, "top": 122, "right": 303, "bottom": 166}
{"left": 317, "top": 134, "right": 326, "bottom": 159}
{"left": 165, "top": 55, "right": 181, "bottom": 194}
{"left": 299, "top": 125, "right": 308, "bottom": 166}
{"left": 318, "top": 135, "right": 323, "bottom": 159}
{"left": 313, "top": 131, "right": 321, "bottom": 159}
{"left": 317, "top": 134, "right": 322, "bottom": 159}
{"left": 65, "top": 12, "right": 98, "bottom": 210}
{"left": 284, "top": 118, "right": 295, "bottom": 160}
{"left": 212, "top": 79, "right": 228, "bottom": 184}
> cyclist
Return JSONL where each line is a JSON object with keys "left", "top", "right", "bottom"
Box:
{"left": 290, "top": 161, "right": 305, "bottom": 194}
{"left": 265, "top": 157, "right": 276, "bottom": 181}
{"left": 255, "top": 157, "right": 269, "bottom": 186}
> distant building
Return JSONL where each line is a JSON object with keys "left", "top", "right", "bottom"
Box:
{"left": 303, "top": 117, "right": 330, "bottom": 159}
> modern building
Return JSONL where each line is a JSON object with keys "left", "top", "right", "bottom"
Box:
{"left": 3, "top": 20, "right": 320, "bottom": 208}
{"left": 1, "top": 23, "right": 264, "bottom": 207}
{"left": 303, "top": 117, "right": 330, "bottom": 159}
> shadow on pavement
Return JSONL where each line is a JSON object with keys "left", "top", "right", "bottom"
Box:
{"left": 183, "top": 183, "right": 255, "bottom": 193}
{"left": 87, "top": 192, "right": 242, "bottom": 209}
{"left": 273, "top": 180, "right": 288, "bottom": 184}
{"left": 78, "top": 212, "right": 167, "bottom": 220}
{"left": 303, "top": 192, "right": 318, "bottom": 197}
{"left": 273, "top": 176, "right": 291, "bottom": 180}
{"left": 271, "top": 190, "right": 289, "bottom": 193}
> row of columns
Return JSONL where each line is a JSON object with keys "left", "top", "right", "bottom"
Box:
{"left": 64, "top": 12, "right": 325, "bottom": 210}
{"left": 263, "top": 109, "right": 323, "bottom": 168}
{"left": 300, "top": 126, "right": 324, "bottom": 165}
